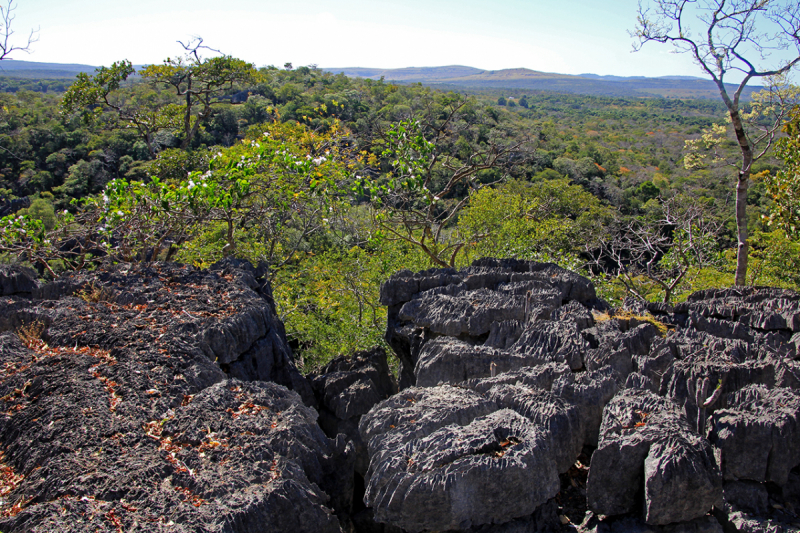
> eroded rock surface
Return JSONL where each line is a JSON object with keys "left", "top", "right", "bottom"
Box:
{"left": 587, "top": 389, "right": 722, "bottom": 525}
{"left": 310, "top": 347, "right": 397, "bottom": 475}
{"left": 366, "top": 261, "right": 800, "bottom": 532}
{"left": 0, "top": 261, "right": 349, "bottom": 533}
{"left": 4, "top": 259, "right": 800, "bottom": 533}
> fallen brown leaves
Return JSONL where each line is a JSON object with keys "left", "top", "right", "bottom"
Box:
{"left": 0, "top": 452, "right": 26, "bottom": 517}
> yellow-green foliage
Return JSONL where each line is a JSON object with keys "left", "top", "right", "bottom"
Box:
{"left": 459, "top": 178, "right": 613, "bottom": 263}
{"left": 273, "top": 242, "right": 429, "bottom": 372}
{"left": 592, "top": 309, "right": 669, "bottom": 336}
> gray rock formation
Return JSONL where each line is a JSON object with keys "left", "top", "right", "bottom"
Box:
{"left": 587, "top": 389, "right": 722, "bottom": 525}
{"left": 0, "top": 261, "right": 349, "bottom": 532}
{"left": 381, "top": 259, "right": 600, "bottom": 387}
{"left": 310, "top": 347, "right": 397, "bottom": 475}
{"left": 364, "top": 408, "right": 560, "bottom": 532}
{"left": 5, "top": 258, "right": 800, "bottom": 532}
{"left": 0, "top": 264, "right": 38, "bottom": 296}
{"left": 707, "top": 385, "right": 800, "bottom": 485}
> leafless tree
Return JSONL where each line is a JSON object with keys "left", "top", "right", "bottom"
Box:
{"left": 633, "top": 0, "right": 800, "bottom": 286}
{"left": 0, "top": 0, "right": 37, "bottom": 60}
{"left": 590, "top": 196, "right": 723, "bottom": 304}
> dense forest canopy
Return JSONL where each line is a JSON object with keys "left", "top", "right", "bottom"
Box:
{"left": 1, "top": 49, "right": 799, "bottom": 369}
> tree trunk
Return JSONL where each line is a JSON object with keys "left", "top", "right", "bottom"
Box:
{"left": 734, "top": 172, "right": 749, "bottom": 286}
{"left": 181, "top": 77, "right": 193, "bottom": 150}
{"left": 727, "top": 107, "right": 753, "bottom": 286}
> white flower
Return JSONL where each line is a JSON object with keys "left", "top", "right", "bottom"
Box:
{"left": 312, "top": 156, "right": 326, "bottom": 165}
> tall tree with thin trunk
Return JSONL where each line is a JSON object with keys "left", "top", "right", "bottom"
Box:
{"left": 633, "top": 0, "right": 800, "bottom": 285}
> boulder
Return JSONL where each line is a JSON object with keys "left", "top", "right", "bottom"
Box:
{"left": 381, "top": 259, "right": 599, "bottom": 387}
{"left": 552, "top": 367, "right": 619, "bottom": 446}
{"left": 707, "top": 385, "right": 800, "bottom": 485}
{"left": 587, "top": 389, "right": 722, "bottom": 525}
{"left": 363, "top": 408, "right": 560, "bottom": 532}
{"left": 0, "top": 262, "right": 346, "bottom": 533}
{"left": 484, "top": 384, "right": 584, "bottom": 473}
{"left": 0, "top": 264, "right": 38, "bottom": 296}
{"left": 360, "top": 385, "right": 498, "bottom": 484}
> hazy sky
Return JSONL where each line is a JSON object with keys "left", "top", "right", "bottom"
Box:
{"left": 6, "top": 0, "right": 797, "bottom": 80}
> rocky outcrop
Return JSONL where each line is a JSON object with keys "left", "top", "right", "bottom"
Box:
{"left": 3, "top": 259, "right": 800, "bottom": 533}
{"left": 707, "top": 385, "right": 800, "bottom": 486}
{"left": 310, "top": 347, "right": 398, "bottom": 475}
{"left": 363, "top": 260, "right": 800, "bottom": 533}
{"left": 0, "top": 264, "right": 37, "bottom": 297}
{"left": 381, "top": 259, "right": 601, "bottom": 388}
{"left": 0, "top": 261, "right": 351, "bottom": 532}
{"left": 586, "top": 389, "right": 722, "bottom": 525}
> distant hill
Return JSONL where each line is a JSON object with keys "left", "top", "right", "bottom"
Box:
{"left": 0, "top": 60, "right": 150, "bottom": 79}
{"left": 0, "top": 61, "right": 761, "bottom": 100}
{"left": 325, "top": 65, "right": 759, "bottom": 100}
{"left": 0, "top": 59, "right": 98, "bottom": 78}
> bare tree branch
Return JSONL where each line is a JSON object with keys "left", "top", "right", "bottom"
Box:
{"left": 0, "top": 0, "right": 37, "bottom": 61}
{"left": 633, "top": 0, "right": 800, "bottom": 286}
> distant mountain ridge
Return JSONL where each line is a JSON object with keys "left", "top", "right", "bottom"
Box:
{"left": 324, "top": 65, "right": 758, "bottom": 100}
{"left": 0, "top": 59, "right": 97, "bottom": 78}
{"left": 0, "top": 60, "right": 759, "bottom": 100}
{"left": 0, "top": 60, "right": 150, "bottom": 79}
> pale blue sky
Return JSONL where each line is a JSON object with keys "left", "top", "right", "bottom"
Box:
{"left": 7, "top": 0, "right": 797, "bottom": 80}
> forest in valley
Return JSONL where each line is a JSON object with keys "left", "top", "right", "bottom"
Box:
{"left": 1, "top": 46, "right": 800, "bottom": 370}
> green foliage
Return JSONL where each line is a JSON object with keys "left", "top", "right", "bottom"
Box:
{"left": 0, "top": 120, "right": 355, "bottom": 276}
{"left": 140, "top": 45, "right": 256, "bottom": 150}
{"left": 61, "top": 61, "right": 183, "bottom": 158}
{"left": 765, "top": 108, "right": 800, "bottom": 239}
{"left": 458, "top": 178, "right": 611, "bottom": 264}
{"left": 273, "top": 242, "right": 428, "bottom": 371}
{"left": 738, "top": 230, "right": 800, "bottom": 289}
{"left": 18, "top": 197, "right": 56, "bottom": 230}
{"left": 6, "top": 48, "right": 800, "bottom": 370}
{"left": 355, "top": 96, "right": 532, "bottom": 268}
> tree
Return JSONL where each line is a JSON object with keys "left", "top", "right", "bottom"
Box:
{"left": 356, "top": 94, "right": 532, "bottom": 267}
{"left": 61, "top": 61, "right": 183, "bottom": 158}
{"left": 139, "top": 38, "right": 256, "bottom": 150}
{"left": 590, "top": 196, "right": 723, "bottom": 304}
{"left": 0, "top": 120, "right": 354, "bottom": 275}
{"left": 458, "top": 178, "right": 612, "bottom": 266}
{"left": 633, "top": 0, "right": 800, "bottom": 285}
{"left": 0, "top": 0, "right": 37, "bottom": 60}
